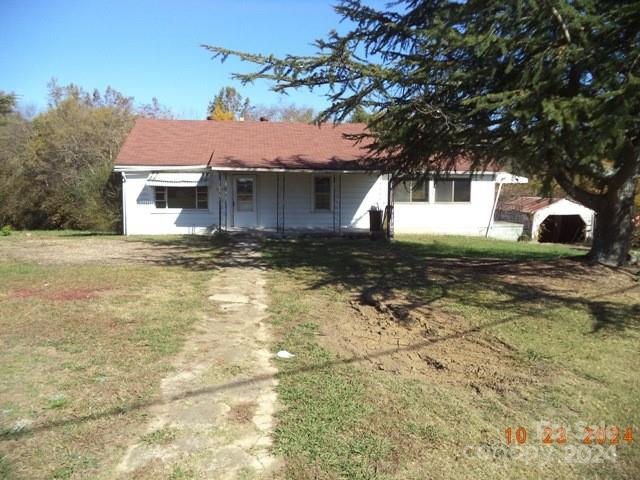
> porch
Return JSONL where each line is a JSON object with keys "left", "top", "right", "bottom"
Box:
{"left": 121, "top": 169, "right": 388, "bottom": 235}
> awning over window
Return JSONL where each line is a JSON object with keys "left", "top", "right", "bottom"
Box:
{"left": 495, "top": 173, "right": 528, "bottom": 184}
{"left": 146, "top": 172, "right": 209, "bottom": 187}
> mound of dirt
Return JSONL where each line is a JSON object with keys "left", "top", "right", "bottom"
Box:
{"left": 318, "top": 288, "right": 538, "bottom": 396}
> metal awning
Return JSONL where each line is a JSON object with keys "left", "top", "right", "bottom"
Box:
{"left": 146, "top": 172, "right": 209, "bottom": 187}
{"left": 495, "top": 173, "right": 528, "bottom": 184}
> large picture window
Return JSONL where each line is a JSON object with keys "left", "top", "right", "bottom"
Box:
{"left": 393, "top": 180, "right": 429, "bottom": 203}
{"left": 313, "top": 176, "right": 332, "bottom": 211}
{"left": 434, "top": 179, "right": 471, "bottom": 203}
{"left": 154, "top": 186, "right": 208, "bottom": 209}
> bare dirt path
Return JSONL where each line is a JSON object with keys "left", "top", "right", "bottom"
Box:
{"left": 117, "top": 238, "right": 279, "bottom": 479}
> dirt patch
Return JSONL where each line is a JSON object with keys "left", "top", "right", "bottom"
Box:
{"left": 320, "top": 289, "right": 533, "bottom": 396}
{"left": 10, "top": 286, "right": 110, "bottom": 301}
{"left": 228, "top": 401, "right": 258, "bottom": 424}
{"left": 315, "top": 257, "right": 638, "bottom": 396}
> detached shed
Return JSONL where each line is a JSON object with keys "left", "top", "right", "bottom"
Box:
{"left": 497, "top": 197, "right": 595, "bottom": 243}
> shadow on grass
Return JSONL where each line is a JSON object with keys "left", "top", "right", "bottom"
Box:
{"left": 60, "top": 231, "right": 118, "bottom": 237}
{"left": 2, "top": 234, "right": 638, "bottom": 441}
{"left": 136, "top": 234, "right": 638, "bottom": 335}
{"left": 2, "top": 276, "right": 636, "bottom": 442}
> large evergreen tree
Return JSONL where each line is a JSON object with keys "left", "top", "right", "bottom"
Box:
{"left": 205, "top": 0, "right": 640, "bottom": 265}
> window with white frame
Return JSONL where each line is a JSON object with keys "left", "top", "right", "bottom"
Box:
{"left": 434, "top": 179, "right": 471, "bottom": 202}
{"left": 313, "top": 176, "right": 332, "bottom": 211}
{"left": 154, "top": 186, "right": 208, "bottom": 209}
{"left": 393, "top": 180, "right": 429, "bottom": 202}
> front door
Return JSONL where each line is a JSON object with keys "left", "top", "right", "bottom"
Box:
{"left": 233, "top": 175, "right": 257, "bottom": 228}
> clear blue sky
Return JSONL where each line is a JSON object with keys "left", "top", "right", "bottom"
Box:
{"left": 1, "top": 0, "right": 377, "bottom": 119}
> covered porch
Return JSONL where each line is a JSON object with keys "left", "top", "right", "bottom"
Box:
{"left": 210, "top": 169, "right": 386, "bottom": 234}
{"left": 120, "top": 167, "right": 388, "bottom": 235}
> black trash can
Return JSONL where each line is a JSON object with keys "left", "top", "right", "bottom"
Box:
{"left": 369, "top": 208, "right": 383, "bottom": 233}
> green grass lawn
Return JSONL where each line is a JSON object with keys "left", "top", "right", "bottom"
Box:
{"left": 264, "top": 234, "right": 640, "bottom": 479}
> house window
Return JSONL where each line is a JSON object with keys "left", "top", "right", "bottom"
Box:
{"left": 314, "top": 176, "right": 332, "bottom": 211}
{"left": 393, "top": 180, "right": 429, "bottom": 202}
{"left": 434, "top": 179, "right": 471, "bottom": 203}
{"left": 154, "top": 186, "right": 208, "bottom": 209}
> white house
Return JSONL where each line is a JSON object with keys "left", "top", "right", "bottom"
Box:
{"left": 114, "top": 119, "right": 527, "bottom": 236}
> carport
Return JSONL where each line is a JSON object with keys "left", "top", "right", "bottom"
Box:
{"left": 496, "top": 197, "right": 595, "bottom": 243}
{"left": 537, "top": 214, "right": 586, "bottom": 243}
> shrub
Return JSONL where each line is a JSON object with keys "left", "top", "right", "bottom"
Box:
{"left": 1, "top": 225, "right": 12, "bottom": 236}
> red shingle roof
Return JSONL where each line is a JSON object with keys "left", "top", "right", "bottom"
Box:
{"left": 499, "top": 196, "right": 562, "bottom": 214}
{"left": 115, "top": 118, "right": 376, "bottom": 170}
{"left": 116, "top": 118, "right": 495, "bottom": 173}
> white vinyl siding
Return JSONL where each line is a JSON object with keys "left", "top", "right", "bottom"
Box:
{"left": 123, "top": 171, "right": 387, "bottom": 234}
{"left": 394, "top": 174, "right": 495, "bottom": 235}
{"left": 123, "top": 170, "right": 501, "bottom": 237}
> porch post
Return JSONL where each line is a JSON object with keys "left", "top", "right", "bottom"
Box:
{"left": 386, "top": 174, "right": 394, "bottom": 241}
{"left": 282, "top": 173, "right": 286, "bottom": 232}
{"left": 486, "top": 180, "right": 503, "bottom": 238}
{"left": 276, "top": 173, "right": 280, "bottom": 232}
{"left": 217, "top": 171, "right": 222, "bottom": 232}
{"left": 121, "top": 172, "right": 127, "bottom": 236}
{"left": 224, "top": 173, "right": 228, "bottom": 230}
{"left": 332, "top": 174, "right": 337, "bottom": 233}
{"left": 338, "top": 173, "right": 342, "bottom": 235}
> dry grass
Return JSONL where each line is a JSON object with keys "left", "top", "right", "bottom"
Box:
{"left": 265, "top": 235, "right": 640, "bottom": 479}
{"left": 0, "top": 234, "right": 225, "bottom": 479}
{"left": 2, "top": 232, "right": 638, "bottom": 479}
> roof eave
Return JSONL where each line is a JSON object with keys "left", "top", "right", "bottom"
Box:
{"left": 113, "top": 164, "right": 380, "bottom": 174}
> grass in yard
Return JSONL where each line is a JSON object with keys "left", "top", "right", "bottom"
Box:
{"left": 167, "top": 465, "right": 195, "bottom": 480}
{"left": 264, "top": 234, "right": 639, "bottom": 479}
{"left": 141, "top": 427, "right": 179, "bottom": 446}
{"left": 0, "top": 234, "right": 227, "bottom": 479}
{"left": 397, "top": 233, "right": 585, "bottom": 260}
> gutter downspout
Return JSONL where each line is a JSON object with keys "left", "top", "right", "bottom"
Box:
{"left": 486, "top": 180, "right": 503, "bottom": 238}
{"left": 121, "top": 172, "right": 128, "bottom": 236}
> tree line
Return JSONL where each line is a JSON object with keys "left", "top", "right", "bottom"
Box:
{"left": 205, "top": 85, "right": 370, "bottom": 123}
{"left": 0, "top": 81, "right": 171, "bottom": 231}
{"left": 0, "top": 82, "right": 367, "bottom": 232}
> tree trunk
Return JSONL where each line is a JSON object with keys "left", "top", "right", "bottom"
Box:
{"left": 589, "top": 175, "right": 637, "bottom": 266}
